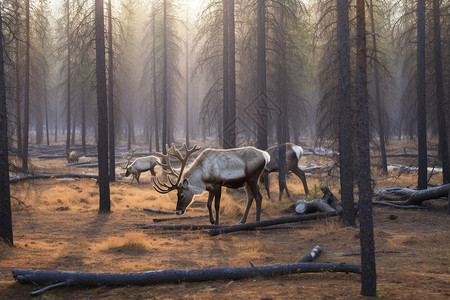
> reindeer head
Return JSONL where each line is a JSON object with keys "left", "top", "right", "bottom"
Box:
{"left": 121, "top": 147, "right": 138, "bottom": 177}
{"left": 152, "top": 143, "right": 201, "bottom": 214}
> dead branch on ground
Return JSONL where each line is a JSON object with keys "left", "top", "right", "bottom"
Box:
{"left": 373, "top": 184, "right": 450, "bottom": 207}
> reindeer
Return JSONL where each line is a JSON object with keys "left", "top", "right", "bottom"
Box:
{"left": 152, "top": 143, "right": 270, "bottom": 225}
{"left": 67, "top": 151, "right": 79, "bottom": 163}
{"left": 260, "top": 142, "right": 309, "bottom": 201}
{"left": 121, "top": 147, "right": 159, "bottom": 183}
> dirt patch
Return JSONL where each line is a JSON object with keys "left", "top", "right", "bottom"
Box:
{"left": 0, "top": 147, "right": 449, "bottom": 299}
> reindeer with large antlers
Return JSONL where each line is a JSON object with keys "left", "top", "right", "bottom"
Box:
{"left": 121, "top": 147, "right": 160, "bottom": 183}
{"left": 152, "top": 144, "right": 270, "bottom": 225}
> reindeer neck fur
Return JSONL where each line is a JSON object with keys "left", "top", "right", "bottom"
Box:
{"left": 182, "top": 158, "right": 207, "bottom": 194}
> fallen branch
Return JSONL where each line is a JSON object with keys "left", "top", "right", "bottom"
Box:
{"left": 290, "top": 187, "right": 343, "bottom": 214}
{"left": 143, "top": 208, "right": 176, "bottom": 215}
{"left": 153, "top": 215, "right": 209, "bottom": 223}
{"left": 373, "top": 184, "right": 450, "bottom": 206}
{"left": 9, "top": 173, "right": 98, "bottom": 183}
{"left": 209, "top": 211, "right": 340, "bottom": 236}
{"left": 372, "top": 201, "right": 427, "bottom": 209}
{"left": 298, "top": 245, "right": 322, "bottom": 263}
{"left": 12, "top": 256, "right": 360, "bottom": 296}
{"left": 340, "top": 250, "right": 401, "bottom": 257}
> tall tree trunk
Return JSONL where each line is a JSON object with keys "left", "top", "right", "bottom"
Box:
{"left": 356, "top": 0, "right": 376, "bottom": 295}
{"left": 14, "top": 5, "right": 22, "bottom": 160}
{"left": 22, "top": 0, "right": 30, "bottom": 171}
{"left": 162, "top": 0, "right": 168, "bottom": 152}
{"left": 368, "top": 0, "right": 387, "bottom": 175}
{"left": 95, "top": 0, "right": 111, "bottom": 213}
{"left": 222, "top": 0, "right": 229, "bottom": 148}
{"left": 337, "top": 0, "right": 356, "bottom": 227}
{"left": 0, "top": 6, "right": 13, "bottom": 246}
{"left": 107, "top": 0, "right": 115, "bottom": 182}
{"left": 66, "top": 0, "right": 71, "bottom": 158}
{"left": 432, "top": 0, "right": 449, "bottom": 183}
{"left": 256, "top": 0, "right": 267, "bottom": 150}
{"left": 81, "top": 88, "right": 86, "bottom": 152}
{"left": 185, "top": 8, "right": 190, "bottom": 148}
{"left": 44, "top": 69, "right": 50, "bottom": 146}
{"left": 227, "top": 0, "right": 236, "bottom": 148}
{"left": 417, "top": 0, "right": 427, "bottom": 190}
{"left": 152, "top": 8, "right": 159, "bottom": 153}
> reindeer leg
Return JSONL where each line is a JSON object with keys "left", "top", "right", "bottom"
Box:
{"left": 292, "top": 167, "right": 309, "bottom": 194}
{"left": 207, "top": 191, "right": 215, "bottom": 225}
{"left": 239, "top": 184, "right": 254, "bottom": 224}
{"left": 150, "top": 168, "right": 156, "bottom": 177}
{"left": 251, "top": 183, "right": 263, "bottom": 221}
{"left": 214, "top": 185, "right": 222, "bottom": 225}
{"left": 136, "top": 172, "right": 141, "bottom": 183}
{"left": 261, "top": 171, "right": 271, "bottom": 199}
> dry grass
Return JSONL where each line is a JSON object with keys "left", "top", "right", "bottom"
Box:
{"left": 1, "top": 148, "right": 449, "bottom": 299}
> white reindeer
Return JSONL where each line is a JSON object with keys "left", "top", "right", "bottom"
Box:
{"left": 152, "top": 143, "right": 270, "bottom": 225}
{"left": 122, "top": 147, "right": 159, "bottom": 183}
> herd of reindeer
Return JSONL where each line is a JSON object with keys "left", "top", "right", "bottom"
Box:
{"left": 68, "top": 143, "right": 310, "bottom": 226}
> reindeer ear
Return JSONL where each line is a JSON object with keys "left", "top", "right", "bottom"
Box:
{"left": 182, "top": 179, "right": 189, "bottom": 188}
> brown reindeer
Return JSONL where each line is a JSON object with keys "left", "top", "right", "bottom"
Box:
{"left": 260, "top": 142, "right": 309, "bottom": 201}
{"left": 67, "top": 151, "right": 79, "bottom": 163}
{"left": 152, "top": 144, "right": 270, "bottom": 225}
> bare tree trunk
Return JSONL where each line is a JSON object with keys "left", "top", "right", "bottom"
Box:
{"left": 356, "top": 0, "right": 376, "bottom": 295}
{"left": 185, "top": 8, "right": 190, "bottom": 148}
{"left": 256, "top": 0, "right": 267, "bottom": 150}
{"left": 222, "top": 0, "right": 229, "bottom": 148}
{"left": 152, "top": 8, "right": 159, "bottom": 153}
{"left": 81, "top": 88, "right": 86, "bottom": 152}
{"left": 44, "top": 69, "right": 50, "bottom": 146}
{"left": 162, "top": 0, "right": 168, "bottom": 152}
{"left": 14, "top": 5, "right": 22, "bottom": 159}
{"left": 95, "top": 0, "right": 111, "bottom": 213}
{"left": 368, "top": 0, "right": 387, "bottom": 175}
{"left": 432, "top": 0, "right": 449, "bottom": 184}
{"left": 0, "top": 6, "right": 13, "bottom": 245}
{"left": 107, "top": 0, "right": 115, "bottom": 182}
{"left": 337, "top": 0, "right": 355, "bottom": 227}
{"left": 22, "top": 0, "right": 30, "bottom": 171}
{"left": 417, "top": 0, "right": 427, "bottom": 190}
{"left": 227, "top": 0, "right": 236, "bottom": 148}
{"left": 66, "top": 0, "right": 71, "bottom": 160}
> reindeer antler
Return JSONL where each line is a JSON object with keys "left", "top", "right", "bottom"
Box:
{"left": 152, "top": 143, "right": 201, "bottom": 193}
{"left": 121, "top": 146, "right": 138, "bottom": 169}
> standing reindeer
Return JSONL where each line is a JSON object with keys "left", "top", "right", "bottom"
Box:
{"left": 122, "top": 147, "right": 159, "bottom": 183}
{"left": 152, "top": 143, "right": 270, "bottom": 225}
{"left": 261, "top": 142, "right": 309, "bottom": 201}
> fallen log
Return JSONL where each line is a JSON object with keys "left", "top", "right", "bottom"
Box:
{"left": 373, "top": 184, "right": 450, "bottom": 206}
{"left": 143, "top": 208, "right": 177, "bottom": 215}
{"left": 290, "top": 187, "right": 343, "bottom": 214}
{"left": 9, "top": 173, "right": 98, "bottom": 183}
{"left": 209, "top": 211, "right": 340, "bottom": 236}
{"left": 153, "top": 215, "right": 209, "bottom": 223}
{"left": 140, "top": 224, "right": 311, "bottom": 231}
{"left": 12, "top": 260, "right": 360, "bottom": 296}
{"left": 372, "top": 201, "right": 427, "bottom": 209}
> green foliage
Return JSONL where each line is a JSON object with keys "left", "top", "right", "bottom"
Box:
{"left": 306, "top": 183, "right": 323, "bottom": 200}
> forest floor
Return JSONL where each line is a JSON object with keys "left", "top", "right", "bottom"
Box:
{"left": 0, "top": 139, "right": 449, "bottom": 299}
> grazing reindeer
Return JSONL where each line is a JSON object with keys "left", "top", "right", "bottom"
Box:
{"left": 152, "top": 143, "right": 270, "bottom": 225}
{"left": 261, "top": 142, "right": 309, "bottom": 201}
{"left": 121, "top": 147, "right": 159, "bottom": 183}
{"left": 67, "top": 151, "right": 79, "bottom": 163}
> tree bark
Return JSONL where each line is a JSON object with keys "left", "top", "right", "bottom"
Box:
{"left": 0, "top": 7, "right": 13, "bottom": 245}
{"left": 256, "top": 0, "right": 268, "bottom": 150}
{"left": 416, "top": 0, "right": 427, "bottom": 190}
{"left": 356, "top": 0, "right": 376, "bottom": 294}
{"left": 337, "top": 0, "right": 355, "bottom": 227}
{"left": 95, "top": 0, "right": 111, "bottom": 213}
{"left": 22, "top": 0, "right": 30, "bottom": 172}
{"left": 374, "top": 184, "right": 450, "bottom": 206}
{"left": 107, "top": 0, "right": 115, "bottom": 182}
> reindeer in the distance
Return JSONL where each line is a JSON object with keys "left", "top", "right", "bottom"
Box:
{"left": 260, "top": 142, "right": 309, "bottom": 201}
{"left": 152, "top": 143, "right": 270, "bottom": 225}
{"left": 122, "top": 147, "right": 160, "bottom": 183}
